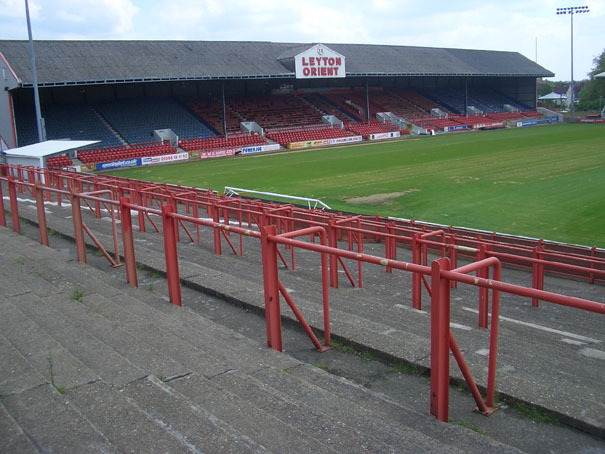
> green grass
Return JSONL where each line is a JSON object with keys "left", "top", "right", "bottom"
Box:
{"left": 109, "top": 124, "right": 605, "bottom": 247}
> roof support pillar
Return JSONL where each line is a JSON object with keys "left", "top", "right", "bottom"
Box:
{"left": 221, "top": 81, "right": 227, "bottom": 136}
{"left": 365, "top": 78, "right": 370, "bottom": 124}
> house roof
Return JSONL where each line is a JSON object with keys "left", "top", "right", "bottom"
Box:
{"left": 0, "top": 40, "right": 554, "bottom": 87}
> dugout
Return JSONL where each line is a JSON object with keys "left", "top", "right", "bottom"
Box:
{"left": 0, "top": 40, "right": 554, "bottom": 148}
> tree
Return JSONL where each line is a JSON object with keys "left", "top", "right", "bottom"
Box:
{"left": 578, "top": 49, "right": 605, "bottom": 111}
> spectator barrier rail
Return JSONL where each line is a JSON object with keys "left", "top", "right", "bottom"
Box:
{"left": 1, "top": 164, "right": 604, "bottom": 424}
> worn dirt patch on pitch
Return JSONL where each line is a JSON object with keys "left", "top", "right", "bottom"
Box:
{"left": 345, "top": 190, "right": 419, "bottom": 205}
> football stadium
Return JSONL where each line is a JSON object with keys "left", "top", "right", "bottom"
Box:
{"left": 0, "top": 39, "right": 604, "bottom": 453}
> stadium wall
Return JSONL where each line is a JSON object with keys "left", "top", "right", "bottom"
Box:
{"left": 0, "top": 54, "right": 19, "bottom": 148}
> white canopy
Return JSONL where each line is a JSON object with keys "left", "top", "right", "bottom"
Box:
{"left": 3, "top": 140, "right": 99, "bottom": 158}
{"left": 538, "top": 92, "right": 567, "bottom": 100}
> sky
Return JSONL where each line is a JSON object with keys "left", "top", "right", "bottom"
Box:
{"left": 1, "top": 0, "right": 603, "bottom": 81}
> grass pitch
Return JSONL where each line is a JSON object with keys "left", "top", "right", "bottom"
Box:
{"left": 110, "top": 124, "right": 605, "bottom": 247}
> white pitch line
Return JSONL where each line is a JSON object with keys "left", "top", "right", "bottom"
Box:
{"left": 462, "top": 307, "right": 601, "bottom": 344}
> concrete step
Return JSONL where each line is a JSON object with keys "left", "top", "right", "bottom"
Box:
{"left": 1, "top": 383, "right": 117, "bottom": 453}
{"left": 0, "top": 402, "right": 39, "bottom": 454}
{"left": 119, "top": 375, "right": 268, "bottom": 453}
{"left": 168, "top": 372, "right": 340, "bottom": 454}
{"left": 65, "top": 380, "right": 197, "bottom": 454}
{"left": 285, "top": 363, "right": 523, "bottom": 454}
{"left": 8, "top": 291, "right": 145, "bottom": 386}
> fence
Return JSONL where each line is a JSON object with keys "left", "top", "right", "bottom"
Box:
{"left": 1, "top": 163, "right": 604, "bottom": 423}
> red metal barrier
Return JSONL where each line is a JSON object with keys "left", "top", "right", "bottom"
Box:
{"left": 1, "top": 164, "right": 604, "bottom": 426}
{"left": 162, "top": 204, "right": 182, "bottom": 306}
{"left": 34, "top": 182, "right": 49, "bottom": 247}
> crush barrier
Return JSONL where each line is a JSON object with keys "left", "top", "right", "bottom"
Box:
{"left": 1, "top": 163, "right": 604, "bottom": 423}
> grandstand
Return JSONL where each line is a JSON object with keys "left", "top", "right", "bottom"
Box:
{"left": 0, "top": 40, "right": 554, "bottom": 164}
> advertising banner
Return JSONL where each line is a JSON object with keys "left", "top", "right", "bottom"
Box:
{"left": 444, "top": 125, "right": 469, "bottom": 132}
{"left": 141, "top": 152, "right": 189, "bottom": 166}
{"left": 295, "top": 44, "right": 346, "bottom": 79}
{"left": 325, "top": 136, "right": 362, "bottom": 145}
{"left": 241, "top": 143, "right": 281, "bottom": 154}
{"left": 369, "top": 132, "right": 400, "bottom": 140}
{"left": 288, "top": 135, "right": 362, "bottom": 149}
{"left": 96, "top": 158, "right": 141, "bottom": 171}
{"left": 199, "top": 149, "right": 237, "bottom": 159}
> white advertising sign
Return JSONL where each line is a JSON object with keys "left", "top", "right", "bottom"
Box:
{"left": 295, "top": 44, "right": 346, "bottom": 79}
{"left": 141, "top": 152, "right": 189, "bottom": 165}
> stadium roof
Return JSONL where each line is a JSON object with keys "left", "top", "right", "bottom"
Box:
{"left": 0, "top": 40, "right": 554, "bottom": 87}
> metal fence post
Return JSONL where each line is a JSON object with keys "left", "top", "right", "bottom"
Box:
{"left": 0, "top": 180, "right": 6, "bottom": 227}
{"left": 71, "top": 188, "right": 87, "bottom": 263}
{"left": 477, "top": 244, "right": 489, "bottom": 328}
{"left": 120, "top": 196, "right": 138, "bottom": 287}
{"left": 7, "top": 176, "right": 20, "bottom": 233}
{"left": 261, "top": 224, "right": 282, "bottom": 352}
{"left": 34, "top": 181, "right": 49, "bottom": 246}
{"left": 430, "top": 257, "right": 451, "bottom": 422}
{"left": 212, "top": 201, "right": 222, "bottom": 255}
{"left": 328, "top": 216, "right": 339, "bottom": 288}
{"left": 162, "top": 204, "right": 182, "bottom": 307}
{"left": 412, "top": 233, "right": 422, "bottom": 309}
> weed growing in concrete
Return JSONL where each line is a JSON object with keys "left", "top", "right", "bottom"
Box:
{"left": 515, "top": 403, "right": 559, "bottom": 424}
{"left": 47, "top": 354, "right": 64, "bottom": 394}
{"left": 313, "top": 363, "right": 328, "bottom": 371}
{"left": 72, "top": 289, "right": 84, "bottom": 303}
{"left": 147, "top": 283, "right": 154, "bottom": 292}
{"left": 361, "top": 352, "right": 374, "bottom": 361}
{"left": 457, "top": 420, "right": 488, "bottom": 436}
{"left": 330, "top": 339, "right": 357, "bottom": 354}
{"left": 48, "top": 229, "right": 62, "bottom": 238}
{"left": 11, "top": 257, "right": 24, "bottom": 265}
{"left": 282, "top": 367, "right": 292, "bottom": 374}
{"left": 389, "top": 364, "right": 416, "bottom": 374}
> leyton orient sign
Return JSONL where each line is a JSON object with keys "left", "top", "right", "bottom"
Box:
{"left": 295, "top": 44, "right": 346, "bottom": 79}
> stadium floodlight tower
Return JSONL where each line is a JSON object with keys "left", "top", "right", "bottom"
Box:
{"left": 25, "top": 0, "right": 46, "bottom": 142}
{"left": 556, "top": 5, "right": 590, "bottom": 122}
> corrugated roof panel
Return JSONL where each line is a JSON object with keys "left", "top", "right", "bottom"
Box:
{"left": 0, "top": 40, "right": 553, "bottom": 86}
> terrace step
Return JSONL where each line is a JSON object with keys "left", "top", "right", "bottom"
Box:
{"left": 0, "top": 220, "right": 529, "bottom": 453}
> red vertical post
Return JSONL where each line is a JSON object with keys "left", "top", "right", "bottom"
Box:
{"left": 34, "top": 182, "right": 49, "bottom": 246}
{"left": 212, "top": 201, "right": 222, "bottom": 255}
{"left": 0, "top": 181, "right": 6, "bottom": 227}
{"left": 137, "top": 189, "right": 146, "bottom": 233}
{"left": 162, "top": 204, "right": 182, "bottom": 307}
{"left": 93, "top": 181, "right": 101, "bottom": 219}
{"left": 477, "top": 244, "right": 489, "bottom": 328}
{"left": 412, "top": 233, "right": 422, "bottom": 309}
{"left": 120, "top": 197, "right": 138, "bottom": 288}
{"left": 328, "top": 216, "right": 339, "bottom": 288}
{"left": 448, "top": 235, "right": 458, "bottom": 288}
{"left": 56, "top": 174, "right": 63, "bottom": 207}
{"left": 486, "top": 262, "right": 502, "bottom": 408}
{"left": 71, "top": 189, "right": 87, "bottom": 264}
{"left": 261, "top": 225, "right": 282, "bottom": 352}
{"left": 531, "top": 246, "right": 540, "bottom": 307}
{"left": 319, "top": 230, "right": 330, "bottom": 347}
{"left": 430, "top": 257, "right": 451, "bottom": 423}
{"left": 589, "top": 246, "right": 596, "bottom": 285}
{"left": 8, "top": 176, "right": 20, "bottom": 233}
{"left": 357, "top": 218, "right": 364, "bottom": 288}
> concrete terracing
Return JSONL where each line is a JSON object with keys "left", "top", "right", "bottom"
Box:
{"left": 1, "top": 186, "right": 604, "bottom": 452}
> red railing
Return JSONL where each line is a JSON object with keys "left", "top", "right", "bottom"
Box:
{"left": 1, "top": 163, "right": 604, "bottom": 424}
